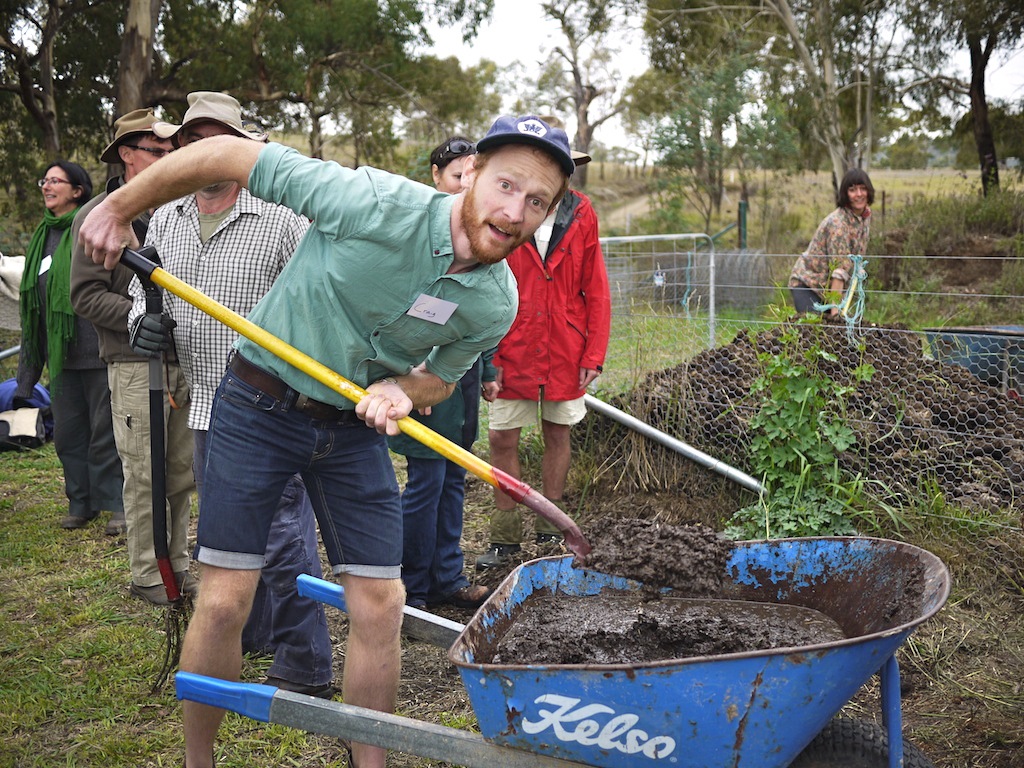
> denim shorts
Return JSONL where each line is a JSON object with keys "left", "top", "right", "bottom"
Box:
{"left": 196, "top": 371, "right": 402, "bottom": 579}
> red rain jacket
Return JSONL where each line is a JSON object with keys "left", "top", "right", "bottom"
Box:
{"left": 494, "top": 190, "right": 611, "bottom": 402}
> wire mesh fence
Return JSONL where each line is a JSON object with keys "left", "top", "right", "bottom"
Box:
{"left": 591, "top": 235, "right": 1024, "bottom": 545}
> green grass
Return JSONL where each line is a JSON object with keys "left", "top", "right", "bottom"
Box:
{"left": 0, "top": 446, "right": 351, "bottom": 768}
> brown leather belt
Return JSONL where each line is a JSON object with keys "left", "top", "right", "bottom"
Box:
{"left": 228, "top": 353, "right": 361, "bottom": 424}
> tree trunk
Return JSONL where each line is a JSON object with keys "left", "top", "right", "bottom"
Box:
{"left": 574, "top": 98, "right": 593, "bottom": 188}
{"left": 117, "top": 0, "right": 163, "bottom": 115}
{"left": 968, "top": 32, "right": 999, "bottom": 196}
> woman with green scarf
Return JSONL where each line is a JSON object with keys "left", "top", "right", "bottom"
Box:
{"left": 15, "top": 161, "right": 124, "bottom": 532}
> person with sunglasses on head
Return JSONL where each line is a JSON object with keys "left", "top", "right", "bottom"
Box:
{"left": 15, "top": 160, "right": 124, "bottom": 532}
{"left": 388, "top": 135, "right": 493, "bottom": 612}
{"left": 70, "top": 108, "right": 199, "bottom": 594}
{"left": 430, "top": 136, "right": 474, "bottom": 194}
{"left": 80, "top": 112, "right": 572, "bottom": 768}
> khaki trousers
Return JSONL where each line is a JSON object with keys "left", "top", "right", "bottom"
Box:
{"left": 109, "top": 361, "right": 195, "bottom": 587}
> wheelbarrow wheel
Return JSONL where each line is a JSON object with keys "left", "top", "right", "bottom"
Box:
{"left": 790, "top": 716, "right": 935, "bottom": 767}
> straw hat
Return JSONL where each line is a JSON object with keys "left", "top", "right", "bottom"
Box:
{"left": 100, "top": 108, "right": 179, "bottom": 164}
{"left": 153, "top": 91, "right": 268, "bottom": 144}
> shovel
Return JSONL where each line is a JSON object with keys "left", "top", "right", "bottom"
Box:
{"left": 119, "top": 248, "right": 590, "bottom": 557}
{"left": 132, "top": 245, "right": 189, "bottom": 692}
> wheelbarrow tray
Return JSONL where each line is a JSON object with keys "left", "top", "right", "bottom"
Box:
{"left": 924, "top": 324, "right": 1024, "bottom": 392}
{"left": 449, "top": 537, "right": 949, "bottom": 768}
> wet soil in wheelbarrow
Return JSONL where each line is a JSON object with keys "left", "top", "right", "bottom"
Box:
{"left": 486, "top": 519, "right": 849, "bottom": 665}
{"left": 490, "top": 594, "right": 847, "bottom": 664}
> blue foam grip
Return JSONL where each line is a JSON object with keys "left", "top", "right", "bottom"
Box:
{"left": 175, "top": 672, "right": 275, "bottom": 722}
{"left": 297, "top": 573, "right": 348, "bottom": 612}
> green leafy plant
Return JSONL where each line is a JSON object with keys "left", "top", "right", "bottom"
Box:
{"left": 726, "top": 319, "right": 873, "bottom": 539}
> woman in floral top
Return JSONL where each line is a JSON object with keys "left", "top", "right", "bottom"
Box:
{"left": 789, "top": 168, "right": 873, "bottom": 315}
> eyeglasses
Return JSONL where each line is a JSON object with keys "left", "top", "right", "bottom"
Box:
{"left": 123, "top": 144, "right": 171, "bottom": 158}
{"left": 442, "top": 139, "right": 475, "bottom": 158}
{"left": 37, "top": 177, "right": 72, "bottom": 187}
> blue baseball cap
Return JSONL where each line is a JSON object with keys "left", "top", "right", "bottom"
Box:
{"left": 476, "top": 115, "right": 575, "bottom": 177}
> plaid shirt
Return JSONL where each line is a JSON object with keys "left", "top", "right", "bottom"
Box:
{"left": 788, "top": 205, "right": 871, "bottom": 295}
{"left": 129, "top": 189, "right": 308, "bottom": 430}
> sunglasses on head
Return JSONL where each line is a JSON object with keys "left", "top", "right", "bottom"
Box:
{"left": 442, "top": 139, "right": 475, "bottom": 158}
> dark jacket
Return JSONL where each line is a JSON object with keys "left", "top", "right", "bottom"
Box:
{"left": 70, "top": 176, "right": 170, "bottom": 364}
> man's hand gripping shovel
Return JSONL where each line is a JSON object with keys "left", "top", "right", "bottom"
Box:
{"left": 119, "top": 247, "right": 592, "bottom": 558}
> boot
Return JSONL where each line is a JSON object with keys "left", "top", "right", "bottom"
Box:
{"left": 475, "top": 543, "right": 521, "bottom": 571}
{"left": 104, "top": 511, "right": 127, "bottom": 536}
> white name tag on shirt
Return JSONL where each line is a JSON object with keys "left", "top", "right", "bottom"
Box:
{"left": 407, "top": 293, "right": 457, "bottom": 325}
{"left": 39, "top": 255, "right": 52, "bottom": 275}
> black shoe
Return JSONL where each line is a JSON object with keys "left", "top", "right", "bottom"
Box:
{"left": 475, "top": 543, "right": 521, "bottom": 571}
{"left": 264, "top": 676, "right": 335, "bottom": 699}
{"left": 536, "top": 532, "right": 564, "bottom": 544}
{"left": 104, "top": 512, "right": 127, "bottom": 536}
{"left": 61, "top": 514, "right": 95, "bottom": 529}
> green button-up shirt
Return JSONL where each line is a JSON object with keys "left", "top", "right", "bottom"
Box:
{"left": 237, "top": 143, "right": 518, "bottom": 408}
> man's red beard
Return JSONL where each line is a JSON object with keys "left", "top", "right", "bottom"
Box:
{"left": 460, "top": 184, "right": 529, "bottom": 264}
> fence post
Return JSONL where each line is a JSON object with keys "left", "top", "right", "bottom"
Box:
{"left": 738, "top": 200, "right": 748, "bottom": 251}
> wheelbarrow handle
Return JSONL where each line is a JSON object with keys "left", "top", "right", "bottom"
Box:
{"left": 117, "top": 248, "right": 590, "bottom": 557}
{"left": 297, "top": 574, "right": 464, "bottom": 649}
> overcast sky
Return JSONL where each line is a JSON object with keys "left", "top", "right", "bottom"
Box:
{"left": 423, "top": 0, "right": 1024, "bottom": 152}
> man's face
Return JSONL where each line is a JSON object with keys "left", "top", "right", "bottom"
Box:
{"left": 178, "top": 120, "right": 241, "bottom": 192}
{"left": 119, "top": 135, "right": 175, "bottom": 179}
{"left": 178, "top": 120, "right": 236, "bottom": 146}
{"left": 459, "top": 145, "right": 564, "bottom": 265}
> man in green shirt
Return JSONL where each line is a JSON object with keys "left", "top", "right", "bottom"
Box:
{"left": 79, "top": 114, "right": 574, "bottom": 768}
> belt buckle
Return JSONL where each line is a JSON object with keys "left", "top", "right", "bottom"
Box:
{"left": 294, "top": 393, "right": 313, "bottom": 413}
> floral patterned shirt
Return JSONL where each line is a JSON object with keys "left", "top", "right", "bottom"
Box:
{"left": 788, "top": 205, "right": 871, "bottom": 296}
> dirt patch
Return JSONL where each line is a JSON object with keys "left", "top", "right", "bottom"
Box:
{"left": 489, "top": 594, "right": 846, "bottom": 665}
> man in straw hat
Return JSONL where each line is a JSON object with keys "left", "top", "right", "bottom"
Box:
{"left": 126, "top": 92, "right": 335, "bottom": 701}
{"left": 476, "top": 115, "right": 610, "bottom": 571}
{"left": 70, "top": 109, "right": 198, "bottom": 598}
{"left": 80, "top": 112, "right": 574, "bottom": 768}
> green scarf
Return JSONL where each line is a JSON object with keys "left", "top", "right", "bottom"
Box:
{"left": 19, "top": 206, "right": 81, "bottom": 388}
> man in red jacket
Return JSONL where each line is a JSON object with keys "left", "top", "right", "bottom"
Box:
{"left": 476, "top": 129, "right": 611, "bottom": 570}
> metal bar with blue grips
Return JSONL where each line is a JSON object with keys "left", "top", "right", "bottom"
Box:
{"left": 175, "top": 671, "right": 593, "bottom": 768}
{"left": 296, "top": 573, "right": 465, "bottom": 649}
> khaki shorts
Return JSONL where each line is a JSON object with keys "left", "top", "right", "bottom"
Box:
{"left": 489, "top": 395, "right": 587, "bottom": 430}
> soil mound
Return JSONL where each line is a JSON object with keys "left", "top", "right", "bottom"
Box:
{"left": 593, "top": 319, "right": 1024, "bottom": 521}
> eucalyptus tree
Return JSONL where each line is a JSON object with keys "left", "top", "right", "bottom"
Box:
{"left": 903, "top": 0, "right": 1024, "bottom": 195}
{"left": 652, "top": 53, "right": 753, "bottom": 232}
{"left": 643, "top": 0, "right": 903, "bottom": 192}
{"left": 528, "top": 0, "right": 632, "bottom": 187}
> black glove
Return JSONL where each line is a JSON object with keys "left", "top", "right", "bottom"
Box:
{"left": 129, "top": 313, "right": 176, "bottom": 357}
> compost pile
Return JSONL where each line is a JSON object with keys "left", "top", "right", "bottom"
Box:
{"left": 598, "top": 319, "right": 1024, "bottom": 518}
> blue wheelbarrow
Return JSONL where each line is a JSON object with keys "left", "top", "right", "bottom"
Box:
{"left": 176, "top": 536, "right": 949, "bottom": 767}
{"left": 925, "top": 325, "right": 1024, "bottom": 395}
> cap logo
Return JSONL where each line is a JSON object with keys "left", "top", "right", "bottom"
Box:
{"left": 517, "top": 118, "right": 549, "bottom": 138}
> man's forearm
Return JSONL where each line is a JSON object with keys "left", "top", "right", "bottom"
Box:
{"left": 387, "top": 366, "right": 456, "bottom": 409}
{"left": 106, "top": 136, "right": 263, "bottom": 221}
